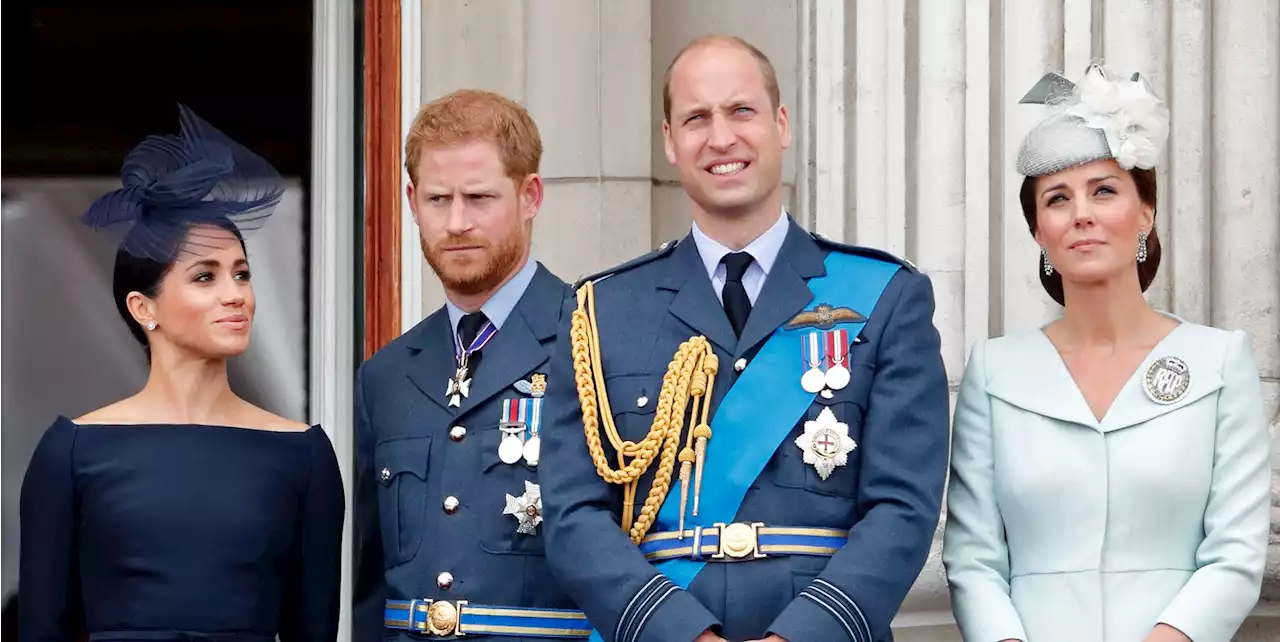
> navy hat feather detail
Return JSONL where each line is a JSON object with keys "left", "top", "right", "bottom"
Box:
{"left": 81, "top": 104, "right": 285, "bottom": 262}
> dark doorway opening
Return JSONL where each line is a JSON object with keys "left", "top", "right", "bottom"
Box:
{"left": 3, "top": 0, "right": 313, "bottom": 178}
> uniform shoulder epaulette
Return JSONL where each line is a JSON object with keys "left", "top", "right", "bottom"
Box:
{"left": 809, "top": 231, "right": 917, "bottom": 271}
{"left": 572, "top": 238, "right": 682, "bottom": 290}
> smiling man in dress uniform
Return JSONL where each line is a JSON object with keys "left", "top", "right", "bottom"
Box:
{"left": 538, "top": 35, "right": 951, "bottom": 642}
{"left": 353, "top": 89, "right": 590, "bottom": 641}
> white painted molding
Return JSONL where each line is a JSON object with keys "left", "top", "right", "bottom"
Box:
{"left": 794, "top": 0, "right": 815, "bottom": 230}
{"left": 400, "top": 0, "right": 426, "bottom": 332}
{"left": 1063, "top": 0, "right": 1094, "bottom": 75}
{"left": 884, "top": 0, "right": 906, "bottom": 258}
{"left": 310, "top": 0, "right": 356, "bottom": 639}
{"left": 811, "top": 0, "right": 845, "bottom": 241}
{"left": 963, "top": 0, "right": 991, "bottom": 343}
{"left": 853, "top": 0, "right": 888, "bottom": 249}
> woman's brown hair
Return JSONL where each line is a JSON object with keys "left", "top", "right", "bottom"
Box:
{"left": 1019, "top": 167, "right": 1162, "bottom": 306}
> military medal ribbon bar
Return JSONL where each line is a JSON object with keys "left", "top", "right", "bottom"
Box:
{"left": 824, "top": 328, "right": 851, "bottom": 391}
{"left": 499, "top": 398, "right": 528, "bottom": 464}
{"left": 800, "top": 331, "right": 826, "bottom": 393}
{"left": 523, "top": 397, "right": 542, "bottom": 465}
{"left": 498, "top": 397, "right": 542, "bottom": 465}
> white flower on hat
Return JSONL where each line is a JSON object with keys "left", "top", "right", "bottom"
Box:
{"left": 1062, "top": 66, "right": 1169, "bottom": 170}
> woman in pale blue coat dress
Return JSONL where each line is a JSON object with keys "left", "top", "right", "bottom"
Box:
{"left": 942, "top": 66, "right": 1271, "bottom": 642}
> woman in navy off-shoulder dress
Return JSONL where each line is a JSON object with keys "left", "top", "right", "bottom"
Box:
{"left": 18, "top": 106, "right": 344, "bottom": 642}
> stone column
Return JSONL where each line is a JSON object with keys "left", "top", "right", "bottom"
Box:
{"left": 1101, "top": 0, "right": 1173, "bottom": 310}
{"left": 419, "top": 0, "right": 654, "bottom": 308}
{"left": 999, "top": 0, "right": 1064, "bottom": 334}
{"left": 1212, "top": 0, "right": 1280, "bottom": 604}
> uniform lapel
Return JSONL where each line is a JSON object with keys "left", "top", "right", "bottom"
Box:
{"left": 734, "top": 222, "right": 825, "bottom": 357}
{"left": 455, "top": 265, "right": 564, "bottom": 417}
{"left": 403, "top": 310, "right": 458, "bottom": 413}
{"left": 658, "top": 236, "right": 738, "bottom": 355}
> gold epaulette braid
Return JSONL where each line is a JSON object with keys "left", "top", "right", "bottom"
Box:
{"left": 572, "top": 280, "right": 719, "bottom": 544}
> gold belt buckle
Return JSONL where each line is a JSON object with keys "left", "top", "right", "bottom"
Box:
{"left": 412, "top": 599, "right": 468, "bottom": 637}
{"left": 712, "top": 522, "right": 766, "bottom": 560}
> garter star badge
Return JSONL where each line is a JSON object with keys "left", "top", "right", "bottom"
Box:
{"left": 794, "top": 407, "right": 857, "bottom": 480}
{"left": 503, "top": 480, "right": 544, "bottom": 535}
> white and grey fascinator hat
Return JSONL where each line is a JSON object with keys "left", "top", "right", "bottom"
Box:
{"left": 1016, "top": 64, "right": 1170, "bottom": 178}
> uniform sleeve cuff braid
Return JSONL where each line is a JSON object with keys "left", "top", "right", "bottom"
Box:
{"left": 769, "top": 578, "right": 871, "bottom": 642}
{"left": 616, "top": 574, "right": 719, "bottom": 642}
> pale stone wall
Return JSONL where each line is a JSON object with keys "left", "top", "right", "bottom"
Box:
{"left": 415, "top": 0, "right": 1280, "bottom": 638}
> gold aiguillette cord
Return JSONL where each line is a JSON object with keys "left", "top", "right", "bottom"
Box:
{"left": 571, "top": 280, "right": 718, "bottom": 543}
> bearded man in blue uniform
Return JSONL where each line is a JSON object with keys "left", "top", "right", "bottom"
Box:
{"left": 354, "top": 89, "right": 589, "bottom": 641}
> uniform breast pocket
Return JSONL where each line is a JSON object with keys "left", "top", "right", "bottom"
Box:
{"left": 602, "top": 373, "right": 663, "bottom": 444}
{"left": 375, "top": 436, "right": 433, "bottom": 567}
{"left": 477, "top": 426, "right": 548, "bottom": 557}
{"left": 772, "top": 365, "right": 872, "bottom": 499}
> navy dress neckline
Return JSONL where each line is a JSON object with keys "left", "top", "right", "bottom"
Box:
{"left": 59, "top": 414, "right": 323, "bottom": 433}
{"left": 19, "top": 415, "right": 345, "bottom": 641}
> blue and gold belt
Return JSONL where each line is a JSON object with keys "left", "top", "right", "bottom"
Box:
{"left": 638, "top": 522, "right": 848, "bottom": 562}
{"left": 385, "top": 599, "right": 591, "bottom": 638}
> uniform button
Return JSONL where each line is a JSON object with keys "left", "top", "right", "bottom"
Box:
{"left": 636, "top": 396, "right": 649, "bottom": 408}
{"left": 450, "top": 426, "right": 466, "bottom": 441}
{"left": 443, "top": 496, "right": 460, "bottom": 514}
{"left": 380, "top": 468, "right": 391, "bottom": 484}
{"left": 437, "top": 571, "right": 454, "bottom": 590}
{"left": 734, "top": 358, "right": 747, "bottom": 372}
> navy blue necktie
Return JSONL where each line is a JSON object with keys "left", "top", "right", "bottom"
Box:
{"left": 720, "top": 252, "right": 754, "bottom": 337}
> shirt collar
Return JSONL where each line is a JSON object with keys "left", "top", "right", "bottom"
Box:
{"left": 445, "top": 258, "right": 537, "bottom": 338}
{"left": 690, "top": 208, "right": 789, "bottom": 280}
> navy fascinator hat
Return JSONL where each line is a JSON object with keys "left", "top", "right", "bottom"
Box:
{"left": 81, "top": 104, "right": 286, "bottom": 262}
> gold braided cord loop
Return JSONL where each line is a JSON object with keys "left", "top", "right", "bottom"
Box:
{"left": 572, "top": 281, "right": 717, "bottom": 544}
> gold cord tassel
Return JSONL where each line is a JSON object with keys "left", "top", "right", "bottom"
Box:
{"left": 692, "top": 424, "right": 711, "bottom": 516}
{"left": 692, "top": 354, "right": 717, "bottom": 516}
{"left": 677, "top": 448, "right": 694, "bottom": 535}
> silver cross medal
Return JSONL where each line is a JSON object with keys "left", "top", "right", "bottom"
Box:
{"left": 445, "top": 358, "right": 471, "bottom": 408}
{"left": 504, "top": 480, "right": 543, "bottom": 535}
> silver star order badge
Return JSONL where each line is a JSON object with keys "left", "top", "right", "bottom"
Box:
{"left": 445, "top": 365, "right": 471, "bottom": 408}
{"left": 794, "top": 407, "right": 857, "bottom": 481}
{"left": 503, "top": 480, "right": 543, "bottom": 535}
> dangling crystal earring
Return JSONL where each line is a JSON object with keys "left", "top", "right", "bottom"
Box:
{"left": 146, "top": 321, "right": 157, "bottom": 331}
{"left": 1041, "top": 246, "right": 1054, "bottom": 275}
{"left": 1137, "top": 231, "right": 1149, "bottom": 263}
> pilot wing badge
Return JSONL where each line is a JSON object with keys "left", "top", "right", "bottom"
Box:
{"left": 784, "top": 303, "right": 864, "bottom": 331}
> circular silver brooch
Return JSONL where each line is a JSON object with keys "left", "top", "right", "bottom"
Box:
{"left": 1143, "top": 356, "right": 1191, "bottom": 405}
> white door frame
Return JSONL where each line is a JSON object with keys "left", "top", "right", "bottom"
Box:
{"left": 400, "top": 0, "right": 426, "bottom": 330}
{"left": 310, "top": 0, "right": 356, "bottom": 639}
{"left": 311, "top": 2, "right": 426, "bottom": 638}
